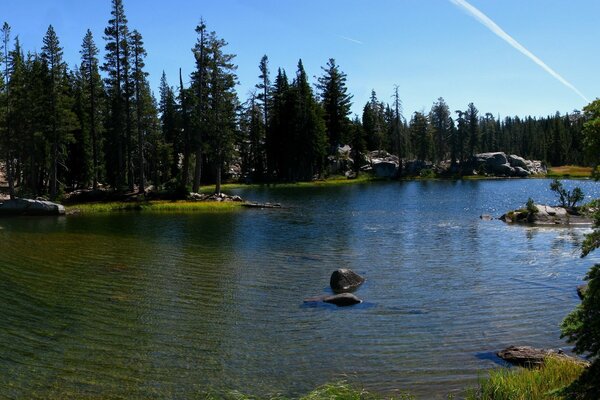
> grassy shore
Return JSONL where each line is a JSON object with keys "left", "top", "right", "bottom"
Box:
{"left": 201, "top": 357, "right": 586, "bottom": 400}
{"left": 66, "top": 200, "right": 243, "bottom": 214}
{"left": 547, "top": 166, "right": 593, "bottom": 178}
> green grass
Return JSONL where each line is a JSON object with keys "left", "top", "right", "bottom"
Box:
{"left": 197, "top": 174, "right": 381, "bottom": 193}
{"left": 547, "top": 166, "right": 593, "bottom": 178}
{"left": 66, "top": 200, "right": 243, "bottom": 214}
{"left": 203, "top": 382, "right": 418, "bottom": 400}
{"left": 465, "top": 356, "right": 586, "bottom": 400}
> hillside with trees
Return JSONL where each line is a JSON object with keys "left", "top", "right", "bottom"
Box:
{"left": 0, "top": 0, "right": 596, "bottom": 200}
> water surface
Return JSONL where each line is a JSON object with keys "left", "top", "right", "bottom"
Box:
{"left": 1, "top": 179, "right": 599, "bottom": 398}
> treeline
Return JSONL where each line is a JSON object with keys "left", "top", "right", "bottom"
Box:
{"left": 0, "top": 0, "right": 591, "bottom": 199}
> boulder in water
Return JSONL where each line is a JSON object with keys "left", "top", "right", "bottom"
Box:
{"left": 330, "top": 269, "right": 365, "bottom": 293}
{"left": 0, "top": 198, "right": 65, "bottom": 216}
{"left": 323, "top": 293, "right": 362, "bottom": 307}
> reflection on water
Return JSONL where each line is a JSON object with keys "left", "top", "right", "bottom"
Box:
{"left": 0, "top": 179, "right": 599, "bottom": 399}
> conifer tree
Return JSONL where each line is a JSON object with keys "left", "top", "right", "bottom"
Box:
{"left": 41, "top": 25, "right": 77, "bottom": 198}
{"left": 102, "top": 0, "right": 129, "bottom": 189}
{"left": 204, "top": 31, "right": 238, "bottom": 194}
{"left": 1, "top": 22, "right": 15, "bottom": 199}
{"left": 80, "top": 29, "right": 104, "bottom": 188}
{"left": 430, "top": 97, "right": 452, "bottom": 162}
{"left": 130, "top": 29, "right": 147, "bottom": 192}
{"left": 191, "top": 18, "right": 207, "bottom": 193}
{"left": 316, "top": 58, "right": 352, "bottom": 150}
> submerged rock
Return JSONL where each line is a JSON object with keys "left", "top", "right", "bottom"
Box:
{"left": 323, "top": 293, "right": 363, "bottom": 307}
{"left": 0, "top": 198, "right": 65, "bottom": 216}
{"left": 330, "top": 269, "right": 365, "bottom": 293}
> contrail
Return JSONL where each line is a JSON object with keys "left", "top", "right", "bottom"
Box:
{"left": 337, "top": 35, "right": 363, "bottom": 45}
{"left": 450, "top": 0, "right": 589, "bottom": 103}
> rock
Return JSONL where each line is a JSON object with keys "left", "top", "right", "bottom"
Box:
{"left": 330, "top": 269, "right": 365, "bottom": 293}
{"left": 497, "top": 345, "right": 587, "bottom": 368}
{"left": 323, "top": 293, "right": 363, "bottom": 307}
{"left": 345, "top": 170, "right": 357, "bottom": 179}
{"left": 231, "top": 195, "right": 243, "bottom": 202}
{"left": 501, "top": 204, "right": 593, "bottom": 225}
{"left": 508, "top": 154, "right": 528, "bottom": 169}
{"left": 577, "top": 283, "right": 588, "bottom": 300}
{"left": 372, "top": 161, "right": 399, "bottom": 178}
{"left": 0, "top": 198, "right": 65, "bottom": 216}
{"left": 513, "top": 166, "right": 530, "bottom": 177}
{"left": 480, "top": 214, "right": 494, "bottom": 221}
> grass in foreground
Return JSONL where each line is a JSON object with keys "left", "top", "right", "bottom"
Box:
{"left": 547, "top": 166, "right": 593, "bottom": 178}
{"left": 66, "top": 200, "right": 243, "bottom": 214}
{"left": 465, "top": 356, "right": 586, "bottom": 400}
{"left": 204, "top": 382, "right": 418, "bottom": 400}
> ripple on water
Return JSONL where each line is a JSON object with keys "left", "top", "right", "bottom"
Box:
{"left": 0, "top": 179, "right": 599, "bottom": 398}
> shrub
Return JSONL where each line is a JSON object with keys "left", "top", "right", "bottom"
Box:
{"left": 549, "top": 179, "right": 584, "bottom": 209}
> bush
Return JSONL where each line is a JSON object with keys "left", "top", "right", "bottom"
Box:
{"left": 526, "top": 197, "right": 538, "bottom": 214}
{"left": 550, "top": 179, "right": 584, "bottom": 209}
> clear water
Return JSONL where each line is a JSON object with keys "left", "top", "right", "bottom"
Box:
{"left": 1, "top": 179, "right": 599, "bottom": 399}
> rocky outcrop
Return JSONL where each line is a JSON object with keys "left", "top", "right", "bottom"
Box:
{"left": 500, "top": 204, "right": 593, "bottom": 225}
{"left": 470, "top": 152, "right": 546, "bottom": 177}
{"left": 188, "top": 192, "right": 244, "bottom": 202}
{"left": 368, "top": 150, "right": 400, "bottom": 178}
{"left": 330, "top": 269, "right": 365, "bottom": 293}
{"left": 497, "top": 345, "right": 587, "bottom": 368}
{"left": 0, "top": 198, "right": 65, "bottom": 216}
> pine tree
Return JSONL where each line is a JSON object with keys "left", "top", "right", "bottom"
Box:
{"left": 80, "top": 29, "right": 104, "bottom": 189}
{"left": 1, "top": 22, "right": 15, "bottom": 199}
{"left": 390, "top": 85, "right": 404, "bottom": 160}
{"left": 102, "top": 0, "right": 129, "bottom": 189}
{"left": 130, "top": 29, "right": 147, "bottom": 193}
{"left": 430, "top": 97, "right": 452, "bottom": 163}
{"left": 465, "top": 102, "right": 480, "bottom": 157}
{"left": 158, "top": 71, "right": 179, "bottom": 181}
{"left": 203, "top": 31, "right": 238, "bottom": 194}
{"left": 41, "top": 25, "right": 77, "bottom": 198}
{"left": 191, "top": 18, "right": 207, "bottom": 193}
{"left": 316, "top": 58, "right": 352, "bottom": 150}
{"left": 410, "top": 111, "right": 432, "bottom": 162}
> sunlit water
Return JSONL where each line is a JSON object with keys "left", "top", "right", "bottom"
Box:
{"left": 1, "top": 179, "right": 599, "bottom": 399}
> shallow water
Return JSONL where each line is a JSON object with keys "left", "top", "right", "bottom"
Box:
{"left": 0, "top": 179, "right": 599, "bottom": 398}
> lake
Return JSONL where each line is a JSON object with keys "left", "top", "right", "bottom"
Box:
{"left": 1, "top": 179, "right": 599, "bottom": 399}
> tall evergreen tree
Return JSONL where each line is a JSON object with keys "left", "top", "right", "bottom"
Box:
{"left": 316, "top": 58, "right": 352, "bottom": 150}
{"left": 410, "top": 111, "right": 432, "bottom": 162}
{"left": 130, "top": 29, "right": 147, "bottom": 193}
{"left": 465, "top": 102, "right": 480, "bottom": 156}
{"left": 1, "top": 22, "right": 15, "bottom": 199}
{"left": 102, "top": 0, "right": 129, "bottom": 189}
{"left": 205, "top": 31, "right": 238, "bottom": 194}
{"left": 41, "top": 25, "right": 77, "bottom": 198}
{"left": 80, "top": 29, "right": 104, "bottom": 189}
{"left": 191, "top": 18, "right": 207, "bottom": 193}
{"left": 430, "top": 97, "right": 452, "bottom": 162}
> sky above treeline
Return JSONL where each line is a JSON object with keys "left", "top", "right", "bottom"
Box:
{"left": 4, "top": 0, "right": 599, "bottom": 119}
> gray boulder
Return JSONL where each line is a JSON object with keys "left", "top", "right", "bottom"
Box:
{"left": 513, "top": 166, "right": 530, "bottom": 177}
{"left": 0, "top": 198, "right": 65, "bottom": 216}
{"left": 330, "top": 269, "right": 365, "bottom": 293}
{"left": 508, "top": 154, "right": 528, "bottom": 169}
{"left": 497, "top": 345, "right": 585, "bottom": 368}
{"left": 323, "top": 293, "right": 363, "bottom": 307}
{"left": 372, "top": 161, "right": 398, "bottom": 178}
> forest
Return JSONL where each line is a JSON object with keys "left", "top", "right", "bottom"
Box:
{"left": 0, "top": 0, "right": 593, "bottom": 200}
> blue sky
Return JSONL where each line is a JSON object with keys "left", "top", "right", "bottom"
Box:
{"left": 3, "top": 0, "right": 599, "bottom": 119}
